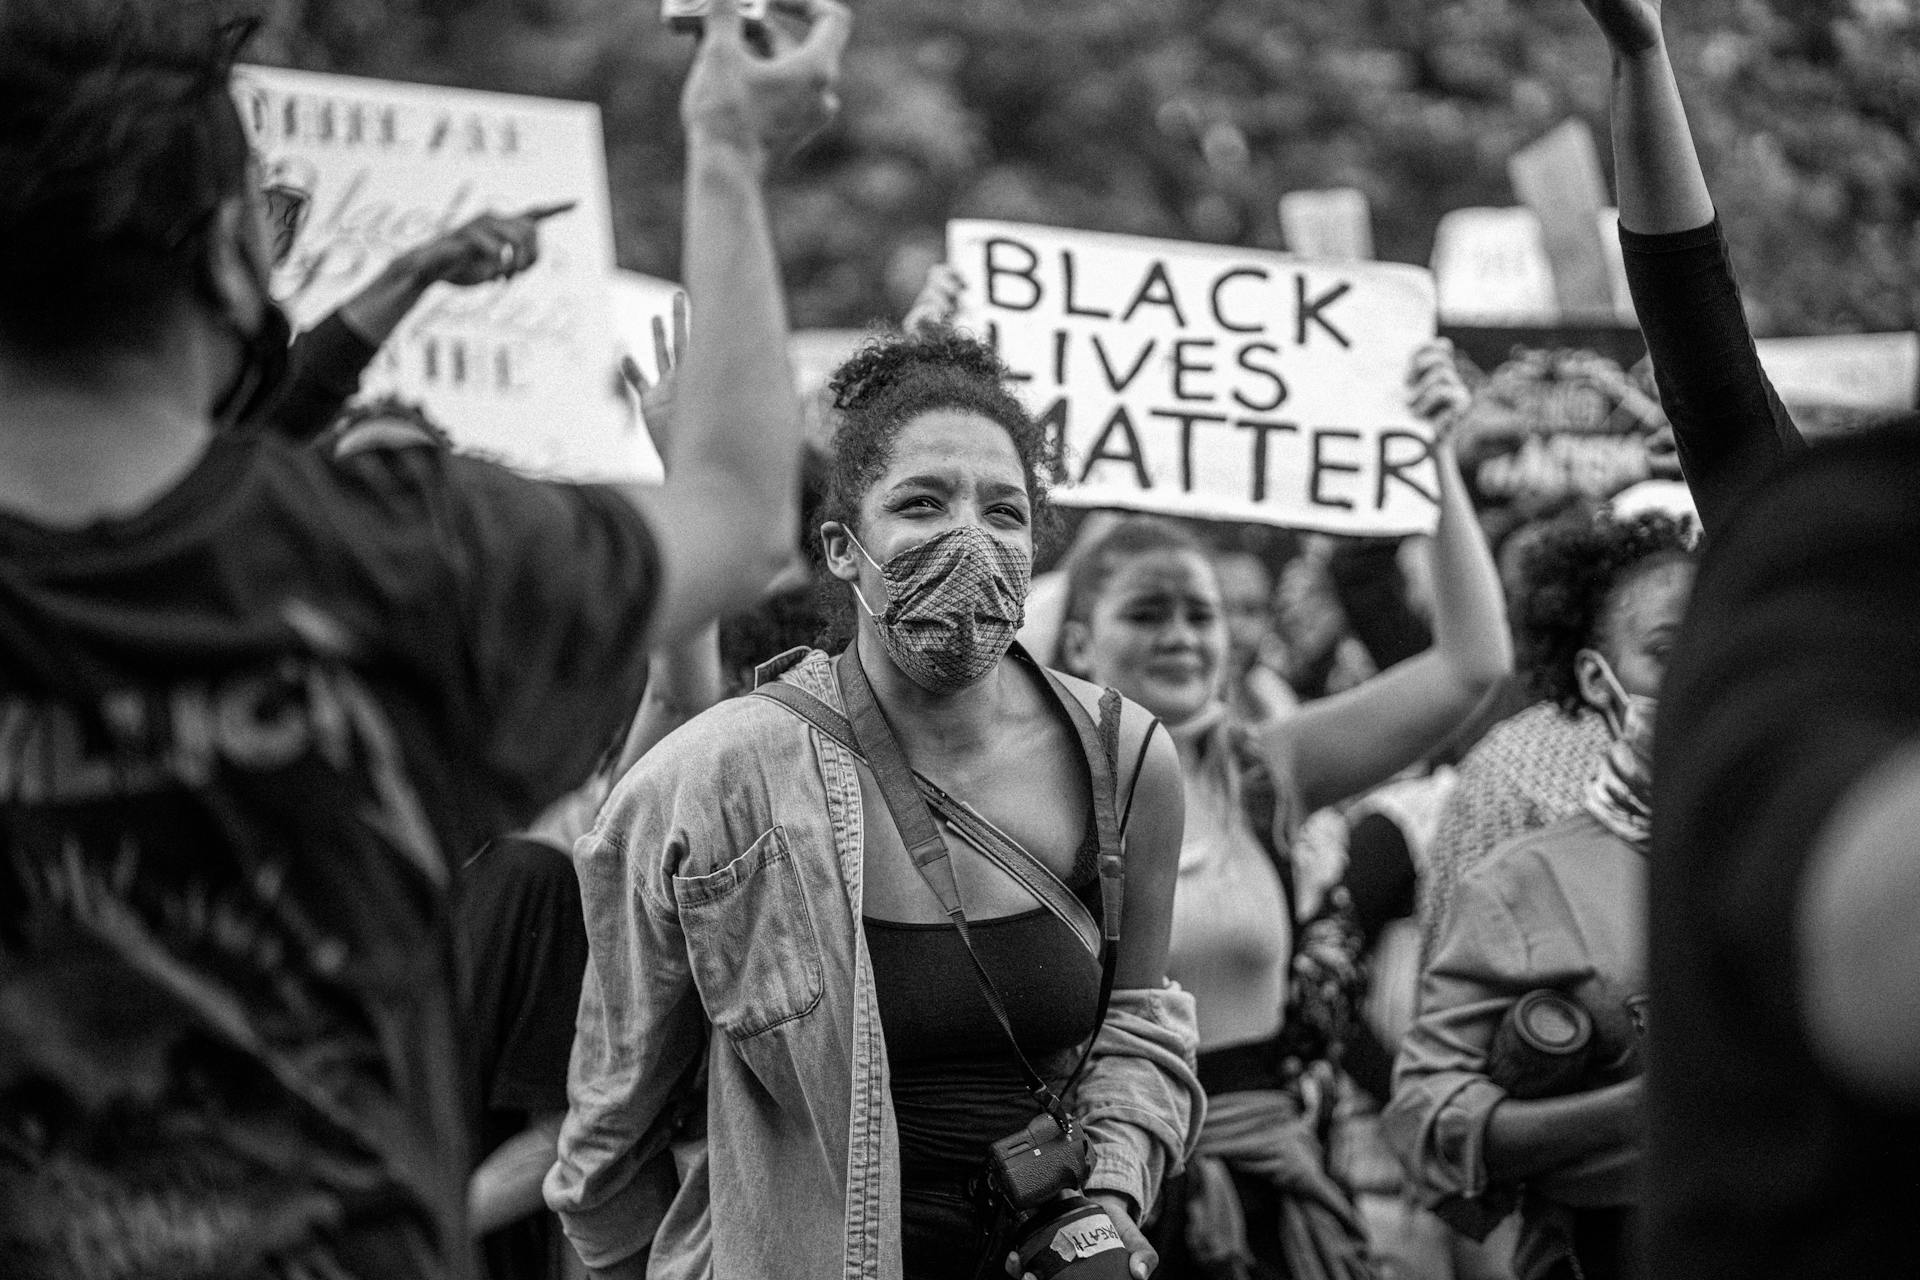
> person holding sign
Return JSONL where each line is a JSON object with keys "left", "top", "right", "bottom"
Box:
{"left": 0, "top": 2, "right": 843, "bottom": 1278}
{"left": 1055, "top": 341, "right": 1510, "bottom": 1280}
{"left": 550, "top": 325, "right": 1203, "bottom": 1280}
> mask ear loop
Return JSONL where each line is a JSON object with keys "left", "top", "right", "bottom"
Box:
{"left": 1585, "top": 650, "right": 1632, "bottom": 738}
{"left": 842, "top": 528, "right": 886, "bottom": 621}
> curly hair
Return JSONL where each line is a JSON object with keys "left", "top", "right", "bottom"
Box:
{"left": 0, "top": 1, "right": 256, "bottom": 354}
{"left": 1516, "top": 511, "right": 1696, "bottom": 713}
{"left": 819, "top": 326, "right": 1057, "bottom": 546}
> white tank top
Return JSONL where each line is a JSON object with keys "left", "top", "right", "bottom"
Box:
{"left": 1166, "top": 764, "right": 1293, "bottom": 1053}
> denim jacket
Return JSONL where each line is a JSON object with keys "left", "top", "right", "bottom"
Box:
{"left": 545, "top": 649, "right": 1204, "bottom": 1279}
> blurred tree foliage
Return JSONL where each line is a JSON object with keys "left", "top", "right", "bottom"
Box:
{"left": 248, "top": 0, "right": 1918, "bottom": 335}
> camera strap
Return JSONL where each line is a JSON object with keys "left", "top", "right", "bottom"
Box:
{"left": 831, "top": 640, "right": 1122, "bottom": 1125}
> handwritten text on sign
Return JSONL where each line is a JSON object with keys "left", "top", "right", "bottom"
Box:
{"left": 234, "top": 66, "right": 639, "bottom": 482}
{"left": 948, "top": 222, "right": 1441, "bottom": 534}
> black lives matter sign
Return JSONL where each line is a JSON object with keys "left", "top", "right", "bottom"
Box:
{"left": 949, "top": 221, "right": 1442, "bottom": 535}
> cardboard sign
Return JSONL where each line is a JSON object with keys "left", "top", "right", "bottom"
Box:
{"left": 233, "top": 66, "right": 639, "bottom": 482}
{"left": 1432, "top": 207, "right": 1635, "bottom": 327}
{"left": 1278, "top": 188, "right": 1375, "bottom": 262}
{"left": 947, "top": 221, "right": 1442, "bottom": 536}
{"left": 1755, "top": 332, "right": 1920, "bottom": 412}
{"left": 1509, "top": 121, "right": 1618, "bottom": 323}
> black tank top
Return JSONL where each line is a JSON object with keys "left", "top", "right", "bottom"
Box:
{"left": 866, "top": 836, "right": 1104, "bottom": 1184}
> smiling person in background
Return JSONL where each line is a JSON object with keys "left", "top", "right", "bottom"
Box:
{"left": 1059, "top": 340, "right": 1510, "bottom": 1280}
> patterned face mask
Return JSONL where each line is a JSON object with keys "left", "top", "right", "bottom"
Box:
{"left": 847, "top": 524, "right": 1032, "bottom": 695}
{"left": 1584, "top": 653, "right": 1656, "bottom": 851}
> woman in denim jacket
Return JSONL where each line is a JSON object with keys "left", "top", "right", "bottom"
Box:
{"left": 546, "top": 328, "right": 1204, "bottom": 1280}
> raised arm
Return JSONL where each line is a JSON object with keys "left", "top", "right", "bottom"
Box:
{"left": 1582, "top": 0, "right": 1802, "bottom": 533}
{"left": 1262, "top": 343, "right": 1511, "bottom": 814}
{"left": 631, "top": 0, "right": 851, "bottom": 648}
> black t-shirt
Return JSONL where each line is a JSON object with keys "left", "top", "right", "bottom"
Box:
{"left": 1647, "top": 428, "right": 1920, "bottom": 1278}
{"left": 457, "top": 834, "right": 589, "bottom": 1280}
{"left": 0, "top": 434, "right": 657, "bottom": 1280}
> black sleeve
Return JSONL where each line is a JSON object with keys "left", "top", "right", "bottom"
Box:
{"left": 1343, "top": 810, "right": 1417, "bottom": 946}
{"left": 260, "top": 312, "right": 383, "bottom": 442}
{"left": 1618, "top": 219, "right": 1805, "bottom": 536}
{"left": 457, "top": 837, "right": 590, "bottom": 1115}
{"left": 1326, "top": 538, "right": 1432, "bottom": 671}
{"left": 434, "top": 456, "right": 660, "bottom": 820}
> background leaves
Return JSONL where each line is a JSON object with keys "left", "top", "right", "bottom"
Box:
{"left": 246, "top": 0, "right": 1920, "bottom": 336}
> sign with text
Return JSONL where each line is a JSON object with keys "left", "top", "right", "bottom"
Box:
{"left": 947, "top": 221, "right": 1442, "bottom": 535}
{"left": 234, "top": 65, "right": 639, "bottom": 482}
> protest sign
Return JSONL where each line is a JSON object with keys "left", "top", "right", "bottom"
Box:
{"left": 1755, "top": 332, "right": 1920, "bottom": 414}
{"left": 1278, "top": 188, "right": 1375, "bottom": 262}
{"left": 1509, "top": 121, "right": 1618, "bottom": 323}
{"left": 1432, "top": 207, "right": 1635, "bottom": 327}
{"left": 233, "top": 65, "right": 641, "bottom": 482}
{"left": 947, "top": 220, "right": 1442, "bottom": 536}
{"left": 1451, "top": 341, "right": 1679, "bottom": 511}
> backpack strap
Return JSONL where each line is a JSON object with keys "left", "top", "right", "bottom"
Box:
{"left": 748, "top": 656, "right": 1107, "bottom": 958}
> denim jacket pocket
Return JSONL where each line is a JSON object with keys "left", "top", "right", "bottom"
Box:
{"left": 673, "top": 824, "right": 824, "bottom": 1040}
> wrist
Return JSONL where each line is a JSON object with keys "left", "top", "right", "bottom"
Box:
{"left": 1610, "top": 37, "right": 1670, "bottom": 72}
{"left": 685, "top": 119, "right": 770, "bottom": 176}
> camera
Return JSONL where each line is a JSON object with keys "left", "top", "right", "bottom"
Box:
{"left": 986, "top": 1113, "right": 1131, "bottom": 1279}
{"left": 1489, "top": 988, "right": 1595, "bottom": 1100}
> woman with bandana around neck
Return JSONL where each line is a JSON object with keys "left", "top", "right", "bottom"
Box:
{"left": 1054, "top": 339, "right": 1511, "bottom": 1280}
{"left": 549, "top": 327, "right": 1201, "bottom": 1280}
{"left": 1384, "top": 561, "right": 1689, "bottom": 1280}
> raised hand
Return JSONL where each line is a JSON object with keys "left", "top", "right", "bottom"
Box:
{"left": 1405, "top": 337, "right": 1471, "bottom": 447}
{"left": 1578, "top": 0, "right": 1664, "bottom": 56}
{"left": 409, "top": 201, "right": 574, "bottom": 287}
{"left": 901, "top": 263, "right": 965, "bottom": 336}
{"left": 621, "top": 290, "right": 691, "bottom": 458}
{"left": 681, "top": 0, "right": 852, "bottom": 168}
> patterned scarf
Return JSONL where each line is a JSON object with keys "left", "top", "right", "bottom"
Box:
{"left": 1583, "top": 696, "right": 1655, "bottom": 853}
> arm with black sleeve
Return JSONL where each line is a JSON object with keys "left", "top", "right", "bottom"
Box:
{"left": 1584, "top": 0, "right": 1805, "bottom": 536}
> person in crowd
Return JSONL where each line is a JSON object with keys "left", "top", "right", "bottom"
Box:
{"left": 1386, "top": 610, "right": 1671, "bottom": 1280}
{"left": 1211, "top": 533, "right": 1302, "bottom": 726}
{"left": 1650, "top": 426, "right": 1920, "bottom": 1280}
{"left": 0, "top": 3, "right": 846, "bottom": 1277}
{"left": 1560, "top": 1, "right": 1920, "bottom": 1276}
{"left": 461, "top": 829, "right": 595, "bottom": 1280}
{"left": 1418, "top": 510, "right": 1693, "bottom": 961}
{"left": 1056, "top": 340, "right": 1512, "bottom": 1279}
{"left": 546, "top": 326, "right": 1202, "bottom": 1280}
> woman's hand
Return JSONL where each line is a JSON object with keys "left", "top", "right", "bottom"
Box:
{"left": 621, "top": 290, "right": 690, "bottom": 460}
{"left": 902, "top": 263, "right": 965, "bottom": 336}
{"left": 1405, "top": 337, "right": 1470, "bottom": 448}
{"left": 1005, "top": 1193, "right": 1157, "bottom": 1280}
{"left": 335, "top": 202, "right": 572, "bottom": 345}
{"left": 1578, "top": 0, "right": 1664, "bottom": 57}
{"left": 405, "top": 203, "right": 571, "bottom": 286}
